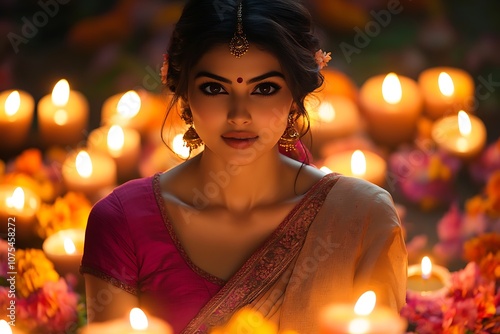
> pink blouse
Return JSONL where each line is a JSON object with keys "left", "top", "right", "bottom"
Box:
{"left": 80, "top": 174, "right": 223, "bottom": 334}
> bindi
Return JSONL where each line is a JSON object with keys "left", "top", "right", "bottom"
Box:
{"left": 237, "top": 77, "right": 243, "bottom": 83}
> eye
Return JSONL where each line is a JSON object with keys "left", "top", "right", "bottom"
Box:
{"left": 252, "top": 82, "right": 281, "bottom": 95}
{"left": 199, "top": 83, "right": 228, "bottom": 95}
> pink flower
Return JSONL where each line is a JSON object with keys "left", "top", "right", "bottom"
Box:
{"left": 17, "top": 278, "right": 79, "bottom": 334}
{"left": 437, "top": 203, "right": 463, "bottom": 241}
{"left": 314, "top": 49, "right": 332, "bottom": 70}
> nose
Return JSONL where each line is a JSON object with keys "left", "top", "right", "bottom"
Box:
{"left": 227, "top": 96, "right": 251, "bottom": 125}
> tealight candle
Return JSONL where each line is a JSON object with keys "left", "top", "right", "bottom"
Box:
{"left": 418, "top": 67, "right": 474, "bottom": 119}
{"left": 431, "top": 110, "right": 487, "bottom": 160}
{"left": 88, "top": 124, "right": 141, "bottom": 181}
{"left": 0, "top": 90, "right": 34, "bottom": 151}
{"left": 61, "top": 149, "right": 117, "bottom": 203}
{"left": 359, "top": 72, "right": 423, "bottom": 147}
{"left": 38, "top": 79, "right": 89, "bottom": 147}
{"left": 319, "top": 291, "right": 407, "bottom": 334}
{"left": 308, "top": 95, "right": 363, "bottom": 151}
{"left": 80, "top": 307, "right": 173, "bottom": 334}
{"left": 322, "top": 149, "right": 387, "bottom": 187}
{"left": 101, "top": 90, "right": 161, "bottom": 135}
{"left": 42, "top": 228, "right": 85, "bottom": 278}
{"left": 407, "top": 256, "right": 451, "bottom": 298}
{"left": 0, "top": 319, "right": 26, "bottom": 334}
{"left": 0, "top": 185, "right": 40, "bottom": 246}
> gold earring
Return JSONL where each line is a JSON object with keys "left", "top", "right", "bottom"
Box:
{"left": 279, "top": 114, "right": 299, "bottom": 152}
{"left": 181, "top": 109, "right": 203, "bottom": 151}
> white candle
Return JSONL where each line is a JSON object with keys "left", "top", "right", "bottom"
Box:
{"left": 418, "top": 67, "right": 475, "bottom": 119}
{"left": 0, "top": 90, "right": 34, "bottom": 151}
{"left": 308, "top": 95, "right": 363, "bottom": 152}
{"left": 80, "top": 307, "right": 173, "bottom": 334}
{"left": 319, "top": 291, "right": 407, "bottom": 334}
{"left": 88, "top": 125, "right": 141, "bottom": 181}
{"left": 62, "top": 149, "right": 117, "bottom": 203}
{"left": 42, "top": 228, "right": 85, "bottom": 278}
{"left": 101, "top": 90, "right": 163, "bottom": 135}
{"left": 38, "top": 79, "right": 89, "bottom": 147}
{"left": 359, "top": 73, "right": 423, "bottom": 147}
{"left": 322, "top": 149, "right": 387, "bottom": 187}
{"left": 431, "top": 110, "right": 487, "bottom": 160}
{"left": 407, "top": 256, "right": 451, "bottom": 299}
{"left": 0, "top": 185, "right": 40, "bottom": 246}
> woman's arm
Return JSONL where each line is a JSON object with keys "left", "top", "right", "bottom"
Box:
{"left": 84, "top": 274, "right": 139, "bottom": 323}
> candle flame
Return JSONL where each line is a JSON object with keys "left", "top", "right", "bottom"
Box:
{"left": 107, "top": 125, "right": 125, "bottom": 154}
{"left": 172, "top": 133, "right": 190, "bottom": 159}
{"left": 75, "top": 150, "right": 93, "bottom": 178}
{"left": 5, "top": 90, "right": 20, "bottom": 117}
{"left": 0, "top": 320, "right": 12, "bottom": 334}
{"left": 51, "top": 79, "right": 70, "bottom": 107}
{"left": 318, "top": 102, "right": 336, "bottom": 122}
{"left": 354, "top": 290, "right": 376, "bottom": 316}
{"left": 54, "top": 109, "right": 68, "bottom": 125}
{"left": 117, "top": 90, "right": 141, "bottom": 119}
{"left": 63, "top": 237, "right": 76, "bottom": 255}
{"left": 457, "top": 110, "right": 471, "bottom": 136}
{"left": 421, "top": 256, "right": 432, "bottom": 279}
{"left": 129, "top": 307, "right": 148, "bottom": 330}
{"left": 351, "top": 150, "right": 366, "bottom": 176}
{"left": 382, "top": 72, "right": 402, "bottom": 104}
{"left": 6, "top": 187, "right": 25, "bottom": 210}
{"left": 438, "top": 72, "right": 454, "bottom": 97}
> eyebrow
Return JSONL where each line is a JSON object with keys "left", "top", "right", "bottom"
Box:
{"left": 194, "top": 71, "right": 285, "bottom": 84}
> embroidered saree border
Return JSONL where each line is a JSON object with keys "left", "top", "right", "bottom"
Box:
{"left": 181, "top": 173, "right": 340, "bottom": 333}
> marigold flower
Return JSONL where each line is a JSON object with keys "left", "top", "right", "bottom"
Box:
{"left": 16, "top": 249, "right": 59, "bottom": 298}
{"left": 13, "top": 148, "right": 43, "bottom": 175}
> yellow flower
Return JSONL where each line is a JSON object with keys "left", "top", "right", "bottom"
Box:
{"left": 427, "top": 155, "right": 451, "bottom": 181}
{"left": 16, "top": 249, "right": 59, "bottom": 298}
{"left": 36, "top": 191, "right": 91, "bottom": 238}
{"left": 211, "top": 308, "right": 278, "bottom": 334}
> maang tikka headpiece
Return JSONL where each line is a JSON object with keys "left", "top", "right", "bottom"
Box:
{"left": 229, "top": 2, "right": 249, "bottom": 58}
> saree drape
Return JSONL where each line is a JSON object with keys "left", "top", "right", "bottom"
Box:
{"left": 181, "top": 174, "right": 407, "bottom": 333}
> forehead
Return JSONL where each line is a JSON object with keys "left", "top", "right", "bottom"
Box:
{"left": 191, "top": 44, "right": 283, "bottom": 78}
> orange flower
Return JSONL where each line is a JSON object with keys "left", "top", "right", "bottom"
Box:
{"left": 485, "top": 170, "right": 500, "bottom": 198}
{"left": 485, "top": 194, "right": 500, "bottom": 218}
{"left": 463, "top": 233, "right": 500, "bottom": 264}
{"left": 465, "top": 195, "right": 487, "bottom": 216}
{"left": 13, "top": 148, "right": 43, "bottom": 176}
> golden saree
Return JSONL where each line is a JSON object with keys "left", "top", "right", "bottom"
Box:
{"left": 181, "top": 173, "right": 407, "bottom": 333}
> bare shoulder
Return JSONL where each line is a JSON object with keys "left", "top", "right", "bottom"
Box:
{"left": 282, "top": 156, "right": 328, "bottom": 195}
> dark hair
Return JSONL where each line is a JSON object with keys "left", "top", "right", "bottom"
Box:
{"left": 163, "top": 0, "right": 324, "bottom": 150}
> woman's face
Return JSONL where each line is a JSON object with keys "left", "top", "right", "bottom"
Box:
{"left": 187, "top": 44, "right": 294, "bottom": 165}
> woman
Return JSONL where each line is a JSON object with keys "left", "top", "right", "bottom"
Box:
{"left": 80, "top": 0, "right": 407, "bottom": 333}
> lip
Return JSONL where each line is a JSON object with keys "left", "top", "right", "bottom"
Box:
{"left": 221, "top": 132, "right": 259, "bottom": 149}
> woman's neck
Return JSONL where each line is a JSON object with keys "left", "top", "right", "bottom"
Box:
{"left": 193, "top": 149, "right": 293, "bottom": 213}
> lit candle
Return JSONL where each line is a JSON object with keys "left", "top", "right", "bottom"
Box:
{"left": 80, "top": 307, "right": 173, "bottom": 334}
{"left": 42, "top": 228, "right": 85, "bottom": 278}
{"left": 431, "top": 110, "right": 487, "bottom": 160}
{"left": 61, "top": 149, "right": 117, "bottom": 203}
{"left": 359, "top": 72, "right": 423, "bottom": 147}
{"left": 0, "top": 90, "right": 34, "bottom": 151}
{"left": 308, "top": 95, "right": 363, "bottom": 150}
{"left": 322, "top": 149, "right": 387, "bottom": 187}
{"left": 407, "top": 256, "right": 451, "bottom": 298}
{"left": 0, "top": 185, "right": 40, "bottom": 246}
{"left": 319, "top": 291, "right": 407, "bottom": 334}
{"left": 139, "top": 132, "right": 202, "bottom": 177}
{"left": 38, "top": 79, "right": 89, "bottom": 147}
{"left": 418, "top": 67, "right": 474, "bottom": 119}
{"left": 88, "top": 124, "right": 141, "bottom": 181}
{"left": 101, "top": 90, "right": 161, "bottom": 135}
{"left": 0, "top": 319, "right": 26, "bottom": 334}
